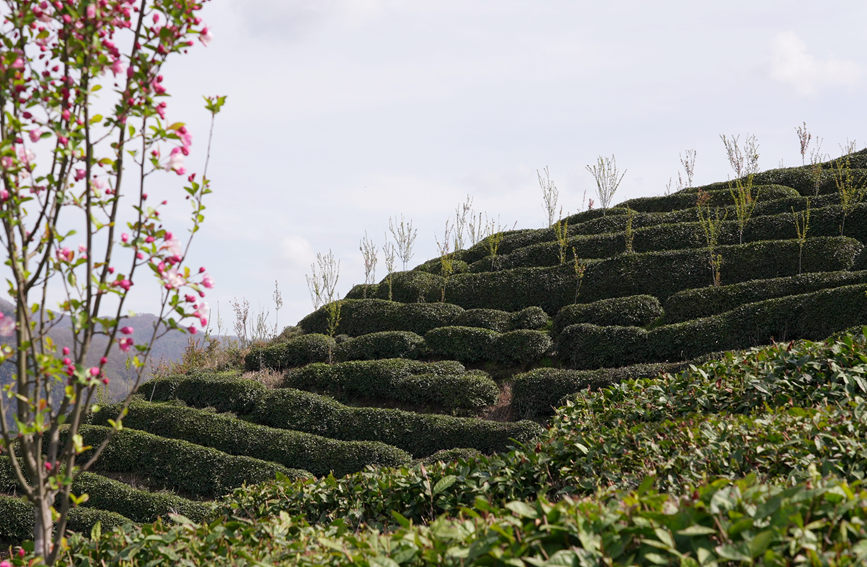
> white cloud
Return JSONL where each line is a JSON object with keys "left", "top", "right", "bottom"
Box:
{"left": 770, "top": 31, "right": 861, "bottom": 96}
{"left": 279, "top": 235, "right": 316, "bottom": 270}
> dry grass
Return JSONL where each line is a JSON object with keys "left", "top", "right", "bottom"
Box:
{"left": 242, "top": 368, "right": 284, "bottom": 389}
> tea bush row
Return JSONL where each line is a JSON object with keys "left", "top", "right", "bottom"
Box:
{"left": 0, "top": 459, "right": 211, "bottom": 524}
{"left": 664, "top": 269, "right": 867, "bottom": 322}
{"left": 553, "top": 295, "right": 663, "bottom": 333}
{"left": 0, "top": 494, "right": 129, "bottom": 544}
{"left": 298, "top": 298, "right": 547, "bottom": 337}
{"left": 90, "top": 401, "right": 412, "bottom": 477}
{"left": 74, "top": 425, "right": 306, "bottom": 499}
{"left": 557, "top": 283, "right": 867, "bottom": 368}
{"left": 424, "top": 327, "right": 552, "bottom": 366}
{"left": 355, "top": 237, "right": 860, "bottom": 313}
{"left": 283, "top": 358, "right": 498, "bottom": 410}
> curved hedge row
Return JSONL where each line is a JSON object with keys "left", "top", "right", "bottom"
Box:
{"left": 0, "top": 494, "right": 130, "bottom": 544}
{"left": 424, "top": 326, "right": 553, "bottom": 366}
{"left": 371, "top": 236, "right": 861, "bottom": 313}
{"left": 244, "top": 333, "right": 334, "bottom": 371}
{"left": 557, "top": 283, "right": 867, "bottom": 368}
{"left": 0, "top": 459, "right": 211, "bottom": 524}
{"left": 664, "top": 270, "right": 867, "bottom": 322}
{"left": 335, "top": 330, "right": 425, "bottom": 361}
{"left": 283, "top": 358, "right": 498, "bottom": 411}
{"left": 75, "top": 425, "right": 304, "bottom": 499}
{"left": 140, "top": 371, "right": 260, "bottom": 414}
{"left": 90, "top": 401, "right": 411, "bottom": 478}
{"left": 553, "top": 295, "right": 663, "bottom": 333}
{"left": 619, "top": 184, "right": 798, "bottom": 213}
{"left": 251, "top": 388, "right": 543, "bottom": 458}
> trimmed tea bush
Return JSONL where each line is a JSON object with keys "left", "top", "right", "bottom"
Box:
{"left": 90, "top": 401, "right": 411, "bottom": 478}
{"left": 74, "top": 425, "right": 304, "bottom": 499}
{"left": 554, "top": 295, "right": 663, "bottom": 333}
{"left": 491, "top": 330, "right": 553, "bottom": 366}
{"left": 453, "top": 308, "right": 511, "bottom": 331}
{"left": 334, "top": 330, "right": 425, "bottom": 361}
{"left": 0, "top": 495, "right": 130, "bottom": 543}
{"left": 244, "top": 333, "right": 335, "bottom": 371}
{"left": 508, "top": 306, "right": 549, "bottom": 329}
{"left": 424, "top": 326, "right": 499, "bottom": 363}
{"left": 619, "top": 184, "right": 798, "bottom": 213}
{"left": 251, "top": 388, "right": 543, "bottom": 457}
{"left": 298, "top": 299, "right": 463, "bottom": 336}
{"left": 664, "top": 270, "right": 867, "bottom": 322}
{"left": 284, "top": 359, "right": 495, "bottom": 411}
{"left": 140, "top": 371, "right": 265, "bottom": 414}
{"left": 558, "top": 283, "right": 867, "bottom": 368}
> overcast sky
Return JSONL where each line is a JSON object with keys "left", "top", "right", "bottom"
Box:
{"left": 142, "top": 0, "right": 867, "bottom": 330}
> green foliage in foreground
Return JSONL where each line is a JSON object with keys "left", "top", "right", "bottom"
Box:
{"left": 58, "top": 475, "right": 867, "bottom": 565}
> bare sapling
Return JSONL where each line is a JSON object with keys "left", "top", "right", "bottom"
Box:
{"left": 481, "top": 215, "right": 508, "bottom": 271}
{"left": 796, "top": 122, "right": 812, "bottom": 165}
{"left": 231, "top": 298, "right": 251, "bottom": 347}
{"left": 272, "top": 281, "right": 284, "bottom": 337}
{"left": 538, "top": 166, "right": 560, "bottom": 227}
{"left": 359, "top": 231, "right": 378, "bottom": 298}
{"left": 840, "top": 138, "right": 858, "bottom": 156}
{"left": 833, "top": 153, "right": 866, "bottom": 235}
{"left": 809, "top": 141, "right": 826, "bottom": 196}
{"left": 435, "top": 220, "right": 455, "bottom": 302}
{"left": 306, "top": 250, "right": 342, "bottom": 354}
{"left": 571, "top": 248, "right": 588, "bottom": 303}
{"left": 389, "top": 214, "right": 418, "bottom": 270}
{"left": 553, "top": 218, "right": 569, "bottom": 265}
{"left": 586, "top": 154, "right": 626, "bottom": 209}
{"left": 721, "top": 133, "right": 761, "bottom": 244}
{"left": 624, "top": 209, "right": 636, "bottom": 254}
{"left": 792, "top": 199, "right": 811, "bottom": 274}
{"left": 697, "top": 190, "right": 728, "bottom": 286}
{"left": 383, "top": 241, "right": 397, "bottom": 301}
{"left": 680, "top": 149, "right": 697, "bottom": 188}
{"left": 454, "top": 194, "right": 474, "bottom": 250}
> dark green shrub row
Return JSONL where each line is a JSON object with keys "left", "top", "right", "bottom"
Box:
{"left": 140, "top": 371, "right": 262, "bottom": 414}
{"left": 299, "top": 298, "right": 546, "bottom": 336}
{"left": 251, "top": 388, "right": 543, "bottom": 458}
{"left": 510, "top": 363, "right": 676, "bottom": 417}
{"left": 571, "top": 193, "right": 839, "bottom": 237}
{"left": 244, "top": 333, "right": 335, "bottom": 371}
{"left": 693, "top": 164, "right": 867, "bottom": 196}
{"left": 0, "top": 458, "right": 211, "bottom": 524}
{"left": 553, "top": 295, "right": 663, "bottom": 333}
{"left": 557, "top": 283, "right": 867, "bottom": 368}
{"left": 0, "top": 494, "right": 130, "bottom": 544}
{"left": 619, "top": 184, "right": 798, "bottom": 213}
{"left": 74, "top": 425, "right": 304, "bottom": 499}
{"left": 284, "top": 358, "right": 497, "bottom": 411}
{"left": 472, "top": 201, "right": 867, "bottom": 272}
{"left": 90, "top": 401, "right": 411, "bottom": 478}
{"left": 664, "top": 270, "right": 867, "bottom": 322}
{"left": 424, "top": 326, "right": 553, "bottom": 366}
{"left": 335, "top": 330, "right": 425, "bottom": 361}
{"left": 374, "top": 236, "right": 861, "bottom": 313}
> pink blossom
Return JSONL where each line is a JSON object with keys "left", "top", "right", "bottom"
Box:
{"left": 113, "top": 278, "right": 132, "bottom": 291}
{"left": 56, "top": 247, "right": 74, "bottom": 262}
{"left": 102, "top": 377, "right": 109, "bottom": 385}
{"left": 62, "top": 346, "right": 70, "bottom": 355}
{"left": 57, "top": 136, "right": 68, "bottom": 146}
{"left": 29, "top": 129, "right": 41, "bottom": 143}
{"left": 120, "top": 326, "right": 133, "bottom": 335}
{"left": 194, "top": 301, "right": 210, "bottom": 326}
{"left": 61, "top": 109, "right": 70, "bottom": 121}
{"left": 164, "top": 267, "right": 184, "bottom": 289}
{"left": 188, "top": 325, "right": 198, "bottom": 334}
{"left": 0, "top": 190, "right": 9, "bottom": 201}
{"left": 201, "top": 273, "right": 214, "bottom": 289}
{"left": 89, "top": 367, "right": 100, "bottom": 377}
{"left": 118, "top": 337, "right": 133, "bottom": 352}
{"left": 44, "top": 462, "right": 52, "bottom": 471}
{"left": 86, "top": 3, "right": 95, "bottom": 18}
{"left": 111, "top": 58, "right": 126, "bottom": 76}
{"left": 11, "top": 57, "right": 23, "bottom": 70}
{"left": 199, "top": 27, "right": 213, "bottom": 46}
{"left": 167, "top": 147, "right": 184, "bottom": 172}
{"left": 0, "top": 314, "right": 15, "bottom": 337}
{"left": 100, "top": 356, "right": 108, "bottom": 365}
{"left": 121, "top": 233, "right": 129, "bottom": 243}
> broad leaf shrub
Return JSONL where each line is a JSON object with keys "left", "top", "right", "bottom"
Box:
{"left": 558, "top": 283, "right": 867, "bottom": 368}
{"left": 334, "top": 330, "right": 426, "bottom": 362}
{"left": 283, "top": 358, "right": 497, "bottom": 411}
{"left": 62, "top": 475, "right": 867, "bottom": 566}
{"left": 90, "top": 401, "right": 412, "bottom": 477}
{"left": 73, "top": 425, "right": 306, "bottom": 499}
{"left": 251, "top": 388, "right": 540, "bottom": 457}
{"left": 1, "top": 459, "right": 210, "bottom": 523}
{"left": 243, "top": 333, "right": 335, "bottom": 371}
{"left": 377, "top": 237, "right": 860, "bottom": 313}
{"left": 664, "top": 269, "right": 867, "bottom": 322}
{"left": 554, "top": 295, "right": 663, "bottom": 333}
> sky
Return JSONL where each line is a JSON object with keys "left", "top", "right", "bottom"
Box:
{"left": 139, "top": 0, "right": 867, "bottom": 331}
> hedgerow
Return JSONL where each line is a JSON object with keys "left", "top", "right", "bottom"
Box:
{"left": 251, "top": 388, "right": 542, "bottom": 458}
{"left": 334, "top": 330, "right": 426, "bottom": 361}
{"left": 0, "top": 495, "right": 130, "bottom": 544}
{"left": 283, "top": 358, "right": 497, "bottom": 411}
{"left": 558, "top": 283, "right": 867, "bottom": 368}
{"left": 89, "top": 401, "right": 411, "bottom": 477}
{"left": 74, "top": 425, "right": 304, "bottom": 499}
{"left": 139, "top": 371, "right": 263, "bottom": 414}
{"left": 298, "top": 299, "right": 464, "bottom": 336}
{"left": 664, "top": 269, "right": 867, "bottom": 322}
{"left": 553, "top": 295, "right": 663, "bottom": 333}
{"left": 244, "top": 333, "right": 335, "bottom": 371}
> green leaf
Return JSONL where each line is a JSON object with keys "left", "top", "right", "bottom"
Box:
{"left": 505, "top": 501, "right": 538, "bottom": 519}
{"left": 390, "top": 510, "right": 411, "bottom": 529}
{"left": 369, "top": 557, "right": 399, "bottom": 567}
{"left": 432, "top": 475, "right": 457, "bottom": 495}
{"left": 677, "top": 525, "right": 717, "bottom": 537}
{"left": 749, "top": 530, "right": 774, "bottom": 558}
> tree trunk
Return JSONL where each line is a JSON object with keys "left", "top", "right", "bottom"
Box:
{"left": 33, "top": 498, "right": 54, "bottom": 561}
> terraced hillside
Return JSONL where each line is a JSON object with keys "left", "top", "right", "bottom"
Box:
{"left": 3, "top": 150, "right": 867, "bottom": 558}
